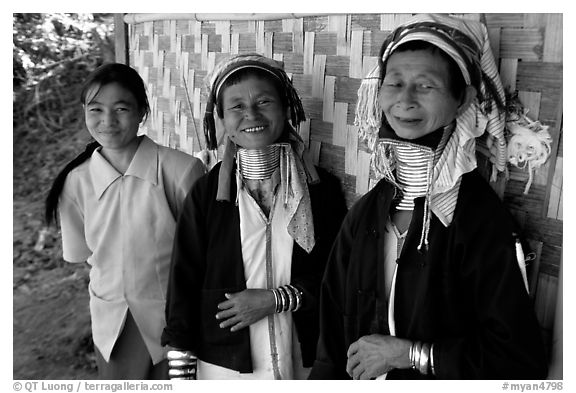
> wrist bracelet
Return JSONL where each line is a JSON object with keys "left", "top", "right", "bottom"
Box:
{"left": 277, "top": 286, "right": 288, "bottom": 312}
{"left": 275, "top": 286, "right": 285, "bottom": 313}
{"left": 418, "top": 343, "right": 430, "bottom": 375}
{"left": 288, "top": 284, "right": 303, "bottom": 311}
{"left": 168, "top": 367, "right": 197, "bottom": 379}
{"left": 430, "top": 343, "right": 436, "bottom": 376}
{"left": 409, "top": 341, "right": 434, "bottom": 375}
{"left": 273, "top": 285, "right": 303, "bottom": 313}
{"left": 276, "top": 287, "right": 285, "bottom": 313}
{"left": 413, "top": 341, "right": 422, "bottom": 370}
{"left": 285, "top": 285, "right": 296, "bottom": 311}
{"left": 167, "top": 349, "right": 197, "bottom": 380}
{"left": 269, "top": 288, "right": 280, "bottom": 313}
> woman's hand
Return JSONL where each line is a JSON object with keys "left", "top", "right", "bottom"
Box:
{"left": 346, "top": 334, "right": 412, "bottom": 380}
{"left": 215, "top": 289, "right": 276, "bottom": 332}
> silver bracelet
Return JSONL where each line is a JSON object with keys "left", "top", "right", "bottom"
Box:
{"left": 418, "top": 343, "right": 430, "bottom": 375}
{"left": 278, "top": 286, "right": 290, "bottom": 312}
{"left": 167, "top": 349, "right": 197, "bottom": 380}
{"left": 288, "top": 284, "right": 303, "bottom": 311}
{"left": 269, "top": 288, "right": 279, "bottom": 313}
{"left": 430, "top": 343, "right": 436, "bottom": 376}
{"left": 413, "top": 341, "right": 422, "bottom": 370}
{"left": 285, "top": 285, "right": 296, "bottom": 311}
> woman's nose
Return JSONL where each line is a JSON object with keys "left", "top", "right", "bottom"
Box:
{"left": 103, "top": 111, "right": 118, "bottom": 125}
{"left": 397, "top": 85, "right": 417, "bottom": 108}
{"left": 243, "top": 105, "right": 260, "bottom": 119}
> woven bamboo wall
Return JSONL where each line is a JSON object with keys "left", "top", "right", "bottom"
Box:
{"left": 124, "top": 13, "right": 562, "bottom": 334}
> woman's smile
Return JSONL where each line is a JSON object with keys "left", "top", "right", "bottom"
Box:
{"left": 242, "top": 126, "right": 266, "bottom": 133}
{"left": 220, "top": 76, "right": 287, "bottom": 149}
{"left": 378, "top": 49, "right": 462, "bottom": 139}
{"left": 84, "top": 82, "right": 143, "bottom": 152}
{"left": 394, "top": 116, "right": 422, "bottom": 125}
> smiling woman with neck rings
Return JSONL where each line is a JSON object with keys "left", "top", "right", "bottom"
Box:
{"left": 376, "top": 40, "right": 477, "bottom": 234}
{"left": 162, "top": 54, "right": 348, "bottom": 380}
{"left": 309, "top": 13, "right": 546, "bottom": 381}
{"left": 203, "top": 56, "right": 315, "bottom": 207}
{"left": 214, "top": 67, "right": 294, "bottom": 215}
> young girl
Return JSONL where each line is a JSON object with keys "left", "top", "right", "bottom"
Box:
{"left": 161, "top": 54, "right": 347, "bottom": 379}
{"left": 45, "top": 63, "right": 205, "bottom": 379}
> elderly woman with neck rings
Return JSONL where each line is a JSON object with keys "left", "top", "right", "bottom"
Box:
{"left": 309, "top": 14, "right": 547, "bottom": 380}
{"left": 161, "top": 54, "right": 347, "bottom": 379}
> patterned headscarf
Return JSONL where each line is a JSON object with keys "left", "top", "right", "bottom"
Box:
{"left": 355, "top": 13, "right": 507, "bottom": 227}
{"left": 204, "top": 53, "right": 318, "bottom": 253}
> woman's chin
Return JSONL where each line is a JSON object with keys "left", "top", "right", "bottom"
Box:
{"left": 390, "top": 124, "right": 435, "bottom": 140}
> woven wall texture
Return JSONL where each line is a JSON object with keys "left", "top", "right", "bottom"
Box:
{"left": 125, "top": 13, "right": 562, "bottom": 331}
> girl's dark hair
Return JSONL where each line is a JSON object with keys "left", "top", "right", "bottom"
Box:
{"left": 381, "top": 40, "right": 468, "bottom": 103}
{"left": 44, "top": 63, "right": 150, "bottom": 226}
{"left": 215, "top": 67, "right": 288, "bottom": 118}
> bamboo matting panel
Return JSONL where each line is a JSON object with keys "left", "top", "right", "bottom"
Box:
{"left": 483, "top": 15, "right": 562, "bottom": 331}
{"left": 126, "top": 13, "right": 562, "bottom": 329}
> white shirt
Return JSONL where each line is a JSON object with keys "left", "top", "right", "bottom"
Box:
{"left": 59, "top": 135, "right": 205, "bottom": 363}
{"left": 377, "top": 218, "right": 406, "bottom": 380}
{"left": 197, "top": 174, "right": 307, "bottom": 379}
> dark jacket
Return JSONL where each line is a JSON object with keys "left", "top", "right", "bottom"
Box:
{"left": 161, "top": 162, "right": 347, "bottom": 373}
{"left": 309, "top": 170, "right": 548, "bottom": 379}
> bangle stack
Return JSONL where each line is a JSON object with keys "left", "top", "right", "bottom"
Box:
{"left": 270, "top": 284, "right": 302, "bottom": 313}
{"left": 409, "top": 341, "right": 435, "bottom": 376}
{"left": 167, "top": 349, "right": 197, "bottom": 380}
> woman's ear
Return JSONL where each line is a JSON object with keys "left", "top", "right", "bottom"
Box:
{"left": 457, "top": 85, "right": 477, "bottom": 117}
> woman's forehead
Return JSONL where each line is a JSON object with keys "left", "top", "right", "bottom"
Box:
{"left": 221, "top": 76, "right": 281, "bottom": 98}
{"left": 385, "top": 49, "right": 451, "bottom": 76}
{"left": 85, "top": 82, "right": 137, "bottom": 105}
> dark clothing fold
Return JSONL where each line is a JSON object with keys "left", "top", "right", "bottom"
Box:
{"left": 162, "top": 162, "right": 347, "bottom": 373}
{"left": 309, "top": 170, "right": 547, "bottom": 379}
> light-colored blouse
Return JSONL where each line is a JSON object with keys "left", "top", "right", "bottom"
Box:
{"left": 59, "top": 135, "right": 205, "bottom": 364}
{"left": 197, "top": 174, "right": 308, "bottom": 379}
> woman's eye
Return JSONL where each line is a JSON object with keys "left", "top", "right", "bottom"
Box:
{"left": 418, "top": 82, "right": 441, "bottom": 91}
{"left": 384, "top": 81, "right": 401, "bottom": 87}
{"left": 257, "top": 100, "right": 273, "bottom": 107}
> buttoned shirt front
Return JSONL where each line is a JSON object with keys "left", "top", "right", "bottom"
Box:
{"left": 198, "top": 174, "right": 305, "bottom": 379}
{"left": 59, "top": 135, "right": 205, "bottom": 363}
